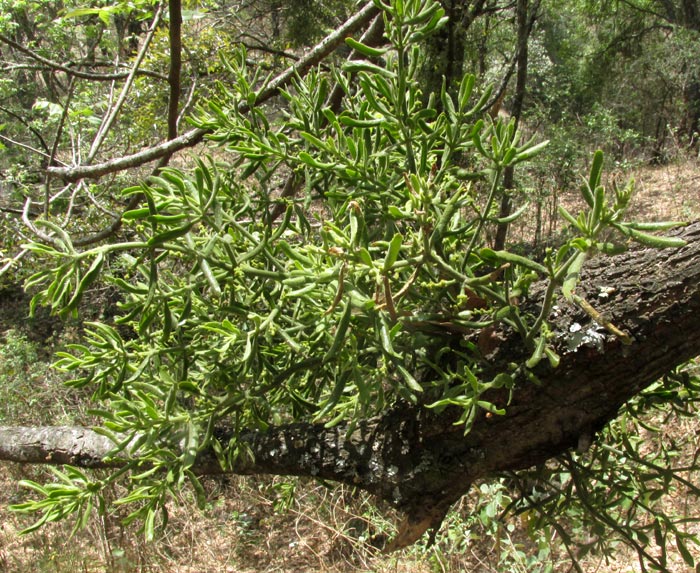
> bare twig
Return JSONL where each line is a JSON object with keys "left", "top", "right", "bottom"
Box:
{"left": 45, "top": 77, "right": 76, "bottom": 217}
{"left": 53, "top": 128, "right": 205, "bottom": 184}
{"left": 238, "top": 38, "right": 301, "bottom": 62}
{"left": 0, "top": 34, "right": 167, "bottom": 81}
{"left": 0, "top": 60, "right": 168, "bottom": 81}
{"left": 87, "top": 2, "right": 165, "bottom": 162}
{"left": 0, "top": 134, "right": 68, "bottom": 166}
{"left": 176, "top": 56, "right": 199, "bottom": 131}
{"left": 48, "top": 1, "right": 380, "bottom": 184}
{"left": 22, "top": 199, "right": 54, "bottom": 245}
{"left": 0, "top": 105, "right": 51, "bottom": 155}
{"left": 0, "top": 248, "right": 29, "bottom": 278}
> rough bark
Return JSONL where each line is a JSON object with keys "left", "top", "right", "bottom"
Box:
{"left": 3, "top": 222, "right": 700, "bottom": 547}
{"left": 421, "top": 0, "right": 487, "bottom": 101}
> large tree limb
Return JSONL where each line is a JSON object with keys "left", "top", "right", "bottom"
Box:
{"left": 47, "top": 2, "right": 380, "bottom": 184}
{"left": 3, "top": 223, "right": 700, "bottom": 547}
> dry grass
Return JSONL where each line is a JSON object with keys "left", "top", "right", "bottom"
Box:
{"left": 0, "top": 471, "right": 418, "bottom": 573}
{"left": 2, "top": 158, "right": 700, "bottom": 572}
{"left": 3, "top": 458, "right": 699, "bottom": 572}
{"left": 508, "top": 156, "right": 700, "bottom": 247}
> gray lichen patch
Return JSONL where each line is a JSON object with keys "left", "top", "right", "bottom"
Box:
{"left": 564, "top": 322, "right": 607, "bottom": 353}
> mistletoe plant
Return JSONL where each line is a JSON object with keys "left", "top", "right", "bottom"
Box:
{"left": 16, "top": 0, "right": 685, "bottom": 538}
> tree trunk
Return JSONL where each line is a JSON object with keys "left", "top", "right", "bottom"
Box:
{"left": 421, "top": 0, "right": 487, "bottom": 100}
{"left": 493, "top": 0, "right": 539, "bottom": 250}
{"left": 167, "top": 0, "right": 182, "bottom": 141}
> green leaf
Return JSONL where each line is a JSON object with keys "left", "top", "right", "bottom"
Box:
{"left": 495, "top": 201, "right": 529, "bottom": 224}
{"left": 588, "top": 150, "right": 604, "bottom": 202}
{"left": 317, "top": 368, "right": 351, "bottom": 419}
{"left": 590, "top": 184, "right": 605, "bottom": 228}
{"left": 458, "top": 74, "right": 475, "bottom": 111}
{"left": 544, "top": 347, "right": 560, "bottom": 368}
{"left": 62, "top": 253, "right": 105, "bottom": 316}
{"left": 342, "top": 60, "right": 396, "bottom": 78}
{"left": 479, "top": 248, "right": 548, "bottom": 275}
{"left": 378, "top": 314, "right": 400, "bottom": 359}
{"left": 471, "top": 120, "right": 490, "bottom": 159}
{"left": 476, "top": 400, "right": 505, "bottom": 415}
{"left": 557, "top": 205, "right": 584, "bottom": 232}
{"left": 383, "top": 232, "right": 403, "bottom": 272}
{"left": 358, "top": 248, "right": 373, "bottom": 266}
{"left": 298, "top": 151, "right": 335, "bottom": 170}
{"left": 322, "top": 303, "right": 353, "bottom": 364}
{"left": 625, "top": 221, "right": 688, "bottom": 231}
{"left": 526, "top": 335, "right": 547, "bottom": 369}
{"left": 345, "top": 37, "right": 388, "bottom": 58}
{"left": 299, "top": 131, "right": 328, "bottom": 150}
{"left": 511, "top": 140, "right": 549, "bottom": 165}
{"left": 147, "top": 224, "right": 194, "bottom": 247}
{"left": 144, "top": 508, "right": 156, "bottom": 542}
{"left": 394, "top": 361, "right": 423, "bottom": 393}
{"left": 562, "top": 251, "right": 587, "bottom": 302}
{"left": 338, "top": 115, "right": 384, "bottom": 128}
{"left": 677, "top": 535, "right": 695, "bottom": 568}
{"left": 615, "top": 224, "right": 687, "bottom": 248}
{"left": 122, "top": 207, "right": 151, "bottom": 220}
{"left": 596, "top": 241, "right": 627, "bottom": 255}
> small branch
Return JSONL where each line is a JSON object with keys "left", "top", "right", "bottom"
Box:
{"left": 0, "top": 134, "right": 68, "bottom": 166}
{"left": 572, "top": 294, "right": 633, "bottom": 344}
{"left": 22, "top": 199, "right": 54, "bottom": 245}
{"left": 176, "top": 65, "right": 198, "bottom": 132}
{"left": 47, "top": 1, "right": 380, "bottom": 184}
{"left": 0, "top": 60, "right": 168, "bottom": 82}
{"left": 73, "top": 192, "right": 143, "bottom": 247}
{"left": 51, "top": 128, "right": 206, "bottom": 184}
{"left": 238, "top": 39, "right": 301, "bottom": 62}
{"left": 87, "top": 3, "right": 165, "bottom": 162}
{"left": 0, "top": 105, "right": 51, "bottom": 155}
{"left": 619, "top": 0, "right": 669, "bottom": 23}
{"left": 0, "top": 34, "right": 167, "bottom": 82}
{"left": 0, "top": 248, "right": 29, "bottom": 278}
{"left": 45, "top": 77, "right": 76, "bottom": 217}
